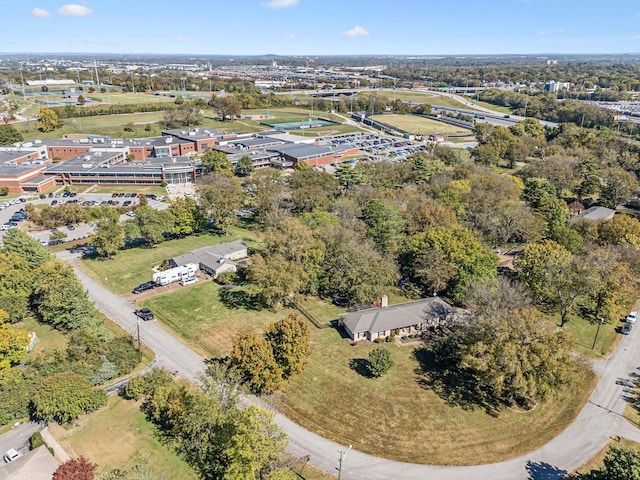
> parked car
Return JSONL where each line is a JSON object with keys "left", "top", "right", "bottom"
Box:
{"left": 39, "top": 194, "right": 47, "bottom": 199}
{"left": 622, "top": 322, "right": 633, "bottom": 335}
{"left": 132, "top": 281, "right": 156, "bottom": 294}
{"left": 134, "top": 307, "right": 154, "bottom": 321}
{"left": 51, "top": 200, "right": 58, "bottom": 205}
{"left": 3, "top": 448, "right": 20, "bottom": 463}
{"left": 67, "top": 225, "right": 75, "bottom": 230}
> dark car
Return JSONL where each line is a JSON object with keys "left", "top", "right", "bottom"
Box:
{"left": 132, "top": 281, "right": 156, "bottom": 294}
{"left": 135, "top": 307, "right": 154, "bottom": 321}
{"left": 622, "top": 322, "right": 633, "bottom": 335}
{"left": 67, "top": 225, "right": 75, "bottom": 230}
{"left": 39, "top": 194, "right": 46, "bottom": 199}
{"left": 123, "top": 200, "right": 132, "bottom": 206}
{"left": 51, "top": 200, "right": 58, "bottom": 206}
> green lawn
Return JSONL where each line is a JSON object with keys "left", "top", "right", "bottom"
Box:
{"left": 269, "top": 327, "right": 595, "bottom": 466}
{"left": 140, "top": 281, "right": 288, "bottom": 358}
{"left": 80, "top": 228, "right": 262, "bottom": 295}
{"left": 49, "top": 396, "right": 198, "bottom": 480}
{"left": 371, "top": 114, "right": 474, "bottom": 137}
{"left": 19, "top": 317, "right": 67, "bottom": 356}
{"left": 566, "top": 317, "right": 620, "bottom": 359}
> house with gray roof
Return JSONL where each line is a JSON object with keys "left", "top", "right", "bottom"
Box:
{"left": 568, "top": 205, "right": 615, "bottom": 224}
{"left": 169, "top": 240, "right": 248, "bottom": 278}
{"left": 339, "top": 296, "right": 456, "bottom": 342}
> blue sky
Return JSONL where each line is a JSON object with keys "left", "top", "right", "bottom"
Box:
{"left": 2, "top": 0, "right": 640, "bottom": 55}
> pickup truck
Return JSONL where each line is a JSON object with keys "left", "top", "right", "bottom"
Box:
{"left": 134, "top": 308, "right": 154, "bottom": 321}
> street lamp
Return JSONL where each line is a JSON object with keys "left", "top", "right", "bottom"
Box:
{"left": 337, "top": 445, "right": 352, "bottom": 480}
{"left": 592, "top": 317, "right": 605, "bottom": 350}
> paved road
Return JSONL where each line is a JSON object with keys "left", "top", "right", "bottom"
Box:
{"left": 0, "top": 422, "right": 43, "bottom": 467}
{"left": 64, "top": 249, "right": 640, "bottom": 479}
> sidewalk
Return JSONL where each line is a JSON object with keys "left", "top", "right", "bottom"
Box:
{"left": 40, "top": 427, "right": 70, "bottom": 464}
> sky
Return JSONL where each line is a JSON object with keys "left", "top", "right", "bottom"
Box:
{"left": 2, "top": 0, "right": 640, "bottom": 56}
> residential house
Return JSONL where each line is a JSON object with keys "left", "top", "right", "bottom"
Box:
{"left": 568, "top": 205, "right": 615, "bottom": 224}
{"left": 169, "top": 240, "right": 248, "bottom": 278}
{"left": 339, "top": 296, "right": 456, "bottom": 342}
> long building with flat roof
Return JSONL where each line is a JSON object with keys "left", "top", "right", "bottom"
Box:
{"left": 44, "top": 151, "right": 200, "bottom": 186}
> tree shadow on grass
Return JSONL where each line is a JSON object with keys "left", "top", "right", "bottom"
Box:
{"left": 218, "top": 288, "right": 263, "bottom": 311}
{"left": 413, "top": 345, "right": 501, "bottom": 416}
{"left": 525, "top": 460, "right": 567, "bottom": 480}
{"left": 349, "top": 358, "right": 374, "bottom": 379}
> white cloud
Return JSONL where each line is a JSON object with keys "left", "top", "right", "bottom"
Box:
{"left": 538, "top": 29, "right": 550, "bottom": 36}
{"left": 84, "top": 37, "right": 112, "bottom": 45}
{"left": 58, "top": 4, "right": 92, "bottom": 16}
{"left": 635, "top": 35, "right": 640, "bottom": 40}
{"left": 261, "top": 0, "right": 298, "bottom": 9}
{"left": 343, "top": 26, "right": 369, "bottom": 38}
{"left": 282, "top": 33, "right": 296, "bottom": 41}
{"left": 171, "top": 34, "right": 185, "bottom": 41}
{"left": 31, "top": 8, "right": 51, "bottom": 18}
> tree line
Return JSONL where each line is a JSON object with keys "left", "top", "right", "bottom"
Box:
{"left": 0, "top": 230, "right": 139, "bottom": 425}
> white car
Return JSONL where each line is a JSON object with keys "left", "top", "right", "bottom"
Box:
{"left": 627, "top": 311, "right": 638, "bottom": 324}
{"left": 3, "top": 448, "right": 20, "bottom": 463}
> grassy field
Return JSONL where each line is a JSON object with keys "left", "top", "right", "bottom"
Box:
{"left": 140, "top": 281, "right": 288, "bottom": 358}
{"left": 566, "top": 317, "right": 620, "bottom": 359}
{"left": 15, "top": 111, "right": 168, "bottom": 140}
{"left": 19, "top": 317, "right": 67, "bottom": 356}
{"left": 371, "top": 114, "right": 474, "bottom": 137}
{"left": 91, "top": 92, "right": 175, "bottom": 106}
{"left": 49, "top": 396, "right": 199, "bottom": 480}
{"left": 376, "top": 90, "right": 476, "bottom": 109}
{"left": 80, "top": 227, "right": 262, "bottom": 295}
{"left": 269, "top": 327, "right": 596, "bottom": 466}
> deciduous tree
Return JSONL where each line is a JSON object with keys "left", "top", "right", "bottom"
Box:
{"left": 265, "top": 313, "right": 311, "bottom": 379}
{"left": 197, "top": 173, "right": 243, "bottom": 233}
{"left": 53, "top": 456, "right": 97, "bottom": 480}
{"left": 32, "top": 371, "right": 107, "bottom": 423}
{"left": 230, "top": 332, "right": 283, "bottom": 394}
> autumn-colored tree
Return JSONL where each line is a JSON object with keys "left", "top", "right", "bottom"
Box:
{"left": 230, "top": 332, "right": 283, "bottom": 394}
{"left": 53, "top": 456, "right": 97, "bottom": 480}
{"left": 265, "top": 313, "right": 311, "bottom": 379}
{"left": 0, "top": 309, "right": 29, "bottom": 371}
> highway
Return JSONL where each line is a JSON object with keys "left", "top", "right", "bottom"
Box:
{"left": 61, "top": 248, "right": 640, "bottom": 480}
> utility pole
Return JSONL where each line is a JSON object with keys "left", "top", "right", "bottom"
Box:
{"left": 337, "top": 445, "right": 352, "bottom": 480}
{"left": 592, "top": 317, "right": 605, "bottom": 350}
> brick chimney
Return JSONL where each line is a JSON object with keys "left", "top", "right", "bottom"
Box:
{"left": 381, "top": 295, "right": 388, "bottom": 308}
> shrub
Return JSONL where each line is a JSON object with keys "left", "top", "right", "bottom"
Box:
{"left": 367, "top": 346, "right": 394, "bottom": 378}
{"left": 374, "top": 337, "right": 385, "bottom": 343}
{"left": 0, "top": 186, "right": 8, "bottom": 196}
{"left": 30, "top": 431, "right": 45, "bottom": 450}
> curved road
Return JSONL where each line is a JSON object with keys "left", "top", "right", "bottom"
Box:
{"left": 63, "top": 250, "right": 640, "bottom": 479}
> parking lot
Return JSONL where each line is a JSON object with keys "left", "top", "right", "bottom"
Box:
{"left": 317, "top": 132, "right": 429, "bottom": 163}
{"left": 0, "top": 191, "right": 168, "bottom": 246}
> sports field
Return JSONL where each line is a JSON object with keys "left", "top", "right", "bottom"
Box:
{"left": 371, "top": 114, "right": 474, "bottom": 137}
